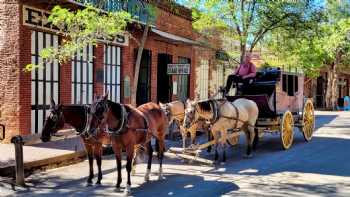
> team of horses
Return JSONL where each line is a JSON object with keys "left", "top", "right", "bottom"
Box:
{"left": 41, "top": 93, "right": 259, "bottom": 194}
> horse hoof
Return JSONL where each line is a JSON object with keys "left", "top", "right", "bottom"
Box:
{"left": 244, "top": 154, "right": 253, "bottom": 159}
{"left": 86, "top": 182, "right": 93, "bottom": 187}
{"left": 158, "top": 175, "right": 165, "bottom": 180}
{"left": 115, "top": 187, "right": 122, "bottom": 192}
{"left": 220, "top": 162, "right": 226, "bottom": 165}
{"left": 131, "top": 170, "right": 136, "bottom": 176}
{"left": 144, "top": 174, "right": 150, "bottom": 182}
{"left": 95, "top": 181, "right": 101, "bottom": 185}
{"left": 124, "top": 185, "right": 131, "bottom": 196}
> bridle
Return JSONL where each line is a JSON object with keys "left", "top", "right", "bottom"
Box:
{"left": 48, "top": 110, "right": 64, "bottom": 136}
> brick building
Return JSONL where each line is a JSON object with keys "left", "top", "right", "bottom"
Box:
{"left": 0, "top": 0, "right": 224, "bottom": 143}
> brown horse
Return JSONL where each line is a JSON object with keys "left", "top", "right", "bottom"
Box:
{"left": 41, "top": 99, "right": 110, "bottom": 186}
{"left": 86, "top": 94, "right": 167, "bottom": 194}
{"left": 160, "top": 101, "right": 207, "bottom": 149}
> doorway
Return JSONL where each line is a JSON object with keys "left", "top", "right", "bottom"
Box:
{"left": 176, "top": 57, "right": 190, "bottom": 102}
{"left": 316, "top": 76, "right": 325, "bottom": 108}
{"left": 136, "top": 49, "right": 152, "bottom": 106}
{"left": 157, "top": 53, "right": 172, "bottom": 103}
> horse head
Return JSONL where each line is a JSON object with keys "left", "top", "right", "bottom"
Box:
{"left": 41, "top": 98, "right": 64, "bottom": 142}
{"left": 183, "top": 99, "right": 198, "bottom": 129}
{"left": 86, "top": 92, "right": 109, "bottom": 136}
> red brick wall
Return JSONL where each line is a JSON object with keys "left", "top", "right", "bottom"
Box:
{"left": 0, "top": 0, "right": 21, "bottom": 142}
{"left": 1, "top": 0, "right": 210, "bottom": 141}
{"left": 94, "top": 44, "right": 104, "bottom": 96}
{"left": 18, "top": 4, "right": 32, "bottom": 137}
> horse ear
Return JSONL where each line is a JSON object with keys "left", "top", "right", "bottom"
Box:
{"left": 57, "top": 104, "right": 62, "bottom": 111}
{"left": 103, "top": 90, "right": 109, "bottom": 102}
{"left": 50, "top": 98, "right": 56, "bottom": 108}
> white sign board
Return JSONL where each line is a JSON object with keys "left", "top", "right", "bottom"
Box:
{"left": 167, "top": 64, "right": 191, "bottom": 75}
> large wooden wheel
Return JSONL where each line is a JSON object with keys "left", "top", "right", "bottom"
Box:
{"left": 302, "top": 99, "right": 315, "bottom": 142}
{"left": 280, "top": 111, "right": 294, "bottom": 150}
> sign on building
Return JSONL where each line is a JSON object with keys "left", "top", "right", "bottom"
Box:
{"left": 167, "top": 64, "right": 191, "bottom": 75}
{"left": 23, "top": 5, "right": 129, "bottom": 46}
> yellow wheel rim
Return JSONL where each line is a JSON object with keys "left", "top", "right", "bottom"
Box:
{"left": 302, "top": 99, "right": 315, "bottom": 141}
{"left": 281, "top": 111, "right": 294, "bottom": 150}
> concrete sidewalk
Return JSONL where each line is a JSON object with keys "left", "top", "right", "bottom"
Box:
{"left": 0, "top": 136, "right": 86, "bottom": 177}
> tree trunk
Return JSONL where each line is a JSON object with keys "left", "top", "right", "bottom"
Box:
{"left": 325, "top": 64, "right": 338, "bottom": 110}
{"left": 130, "top": 25, "right": 150, "bottom": 106}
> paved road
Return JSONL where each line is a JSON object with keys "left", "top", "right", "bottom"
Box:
{"left": 1, "top": 111, "right": 350, "bottom": 197}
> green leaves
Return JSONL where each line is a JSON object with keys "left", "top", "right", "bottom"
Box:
{"left": 25, "top": 5, "right": 131, "bottom": 71}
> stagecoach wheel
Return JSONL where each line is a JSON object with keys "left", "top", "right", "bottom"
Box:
{"left": 280, "top": 111, "right": 294, "bottom": 150}
{"left": 302, "top": 99, "right": 315, "bottom": 142}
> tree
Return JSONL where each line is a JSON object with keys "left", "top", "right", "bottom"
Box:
{"left": 265, "top": 1, "right": 350, "bottom": 109}
{"left": 25, "top": 4, "right": 131, "bottom": 71}
{"left": 186, "top": 0, "right": 318, "bottom": 63}
{"left": 25, "top": 0, "right": 157, "bottom": 106}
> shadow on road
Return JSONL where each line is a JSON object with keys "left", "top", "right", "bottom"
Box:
{"left": 9, "top": 173, "right": 238, "bottom": 197}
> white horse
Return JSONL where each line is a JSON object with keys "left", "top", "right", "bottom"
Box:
{"left": 183, "top": 98, "right": 259, "bottom": 163}
{"left": 160, "top": 101, "right": 206, "bottom": 149}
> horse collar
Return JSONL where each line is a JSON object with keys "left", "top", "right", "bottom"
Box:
{"left": 108, "top": 104, "right": 128, "bottom": 135}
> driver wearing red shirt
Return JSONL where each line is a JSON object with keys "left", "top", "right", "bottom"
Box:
{"left": 224, "top": 53, "right": 257, "bottom": 94}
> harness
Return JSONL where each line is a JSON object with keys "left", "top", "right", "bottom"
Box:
{"left": 162, "top": 102, "right": 185, "bottom": 123}
{"left": 204, "top": 99, "right": 254, "bottom": 129}
{"left": 107, "top": 104, "right": 128, "bottom": 135}
{"left": 108, "top": 104, "right": 150, "bottom": 135}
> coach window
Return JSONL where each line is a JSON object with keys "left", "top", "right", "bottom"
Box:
{"left": 282, "top": 73, "right": 299, "bottom": 96}
{"left": 71, "top": 44, "right": 94, "bottom": 104}
{"left": 104, "top": 44, "right": 121, "bottom": 103}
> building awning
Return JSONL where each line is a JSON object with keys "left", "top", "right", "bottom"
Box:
{"left": 151, "top": 28, "right": 200, "bottom": 46}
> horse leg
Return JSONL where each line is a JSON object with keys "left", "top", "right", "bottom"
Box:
{"left": 244, "top": 126, "right": 254, "bottom": 158}
{"left": 85, "top": 143, "right": 94, "bottom": 186}
{"left": 145, "top": 141, "right": 153, "bottom": 182}
{"left": 125, "top": 145, "right": 134, "bottom": 195}
{"left": 94, "top": 144, "right": 103, "bottom": 185}
{"left": 207, "top": 129, "right": 213, "bottom": 153}
{"left": 252, "top": 128, "right": 259, "bottom": 151}
{"left": 221, "top": 143, "right": 227, "bottom": 165}
{"left": 157, "top": 138, "right": 165, "bottom": 180}
{"left": 112, "top": 143, "right": 122, "bottom": 191}
{"left": 131, "top": 147, "right": 137, "bottom": 176}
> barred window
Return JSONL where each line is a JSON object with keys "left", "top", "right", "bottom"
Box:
{"left": 71, "top": 44, "right": 94, "bottom": 104}
{"left": 104, "top": 45, "right": 121, "bottom": 102}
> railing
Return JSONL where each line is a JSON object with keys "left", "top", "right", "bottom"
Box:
{"left": 75, "top": 0, "right": 154, "bottom": 24}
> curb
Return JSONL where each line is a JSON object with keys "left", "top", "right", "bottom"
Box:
{"left": 0, "top": 151, "right": 86, "bottom": 178}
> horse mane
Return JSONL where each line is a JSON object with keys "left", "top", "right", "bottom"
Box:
{"left": 197, "top": 100, "right": 212, "bottom": 112}
{"left": 107, "top": 100, "right": 124, "bottom": 119}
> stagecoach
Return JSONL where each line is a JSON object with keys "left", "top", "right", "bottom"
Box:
{"left": 226, "top": 67, "right": 315, "bottom": 150}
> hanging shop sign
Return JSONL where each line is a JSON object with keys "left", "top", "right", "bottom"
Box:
{"left": 22, "top": 5, "right": 129, "bottom": 46}
{"left": 167, "top": 64, "right": 191, "bottom": 75}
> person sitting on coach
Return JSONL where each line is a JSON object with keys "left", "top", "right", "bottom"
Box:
{"left": 222, "top": 53, "right": 257, "bottom": 96}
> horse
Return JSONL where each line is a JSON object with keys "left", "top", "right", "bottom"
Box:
{"left": 86, "top": 94, "right": 167, "bottom": 194}
{"left": 160, "top": 101, "right": 209, "bottom": 150}
{"left": 183, "top": 98, "right": 259, "bottom": 164}
{"left": 41, "top": 99, "right": 110, "bottom": 186}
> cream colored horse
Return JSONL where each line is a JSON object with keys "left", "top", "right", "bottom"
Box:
{"left": 160, "top": 101, "right": 204, "bottom": 149}
{"left": 184, "top": 98, "right": 259, "bottom": 163}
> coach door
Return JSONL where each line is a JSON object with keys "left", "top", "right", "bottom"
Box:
{"left": 71, "top": 45, "right": 94, "bottom": 104}
{"left": 31, "top": 31, "right": 59, "bottom": 134}
{"left": 104, "top": 45, "right": 121, "bottom": 102}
